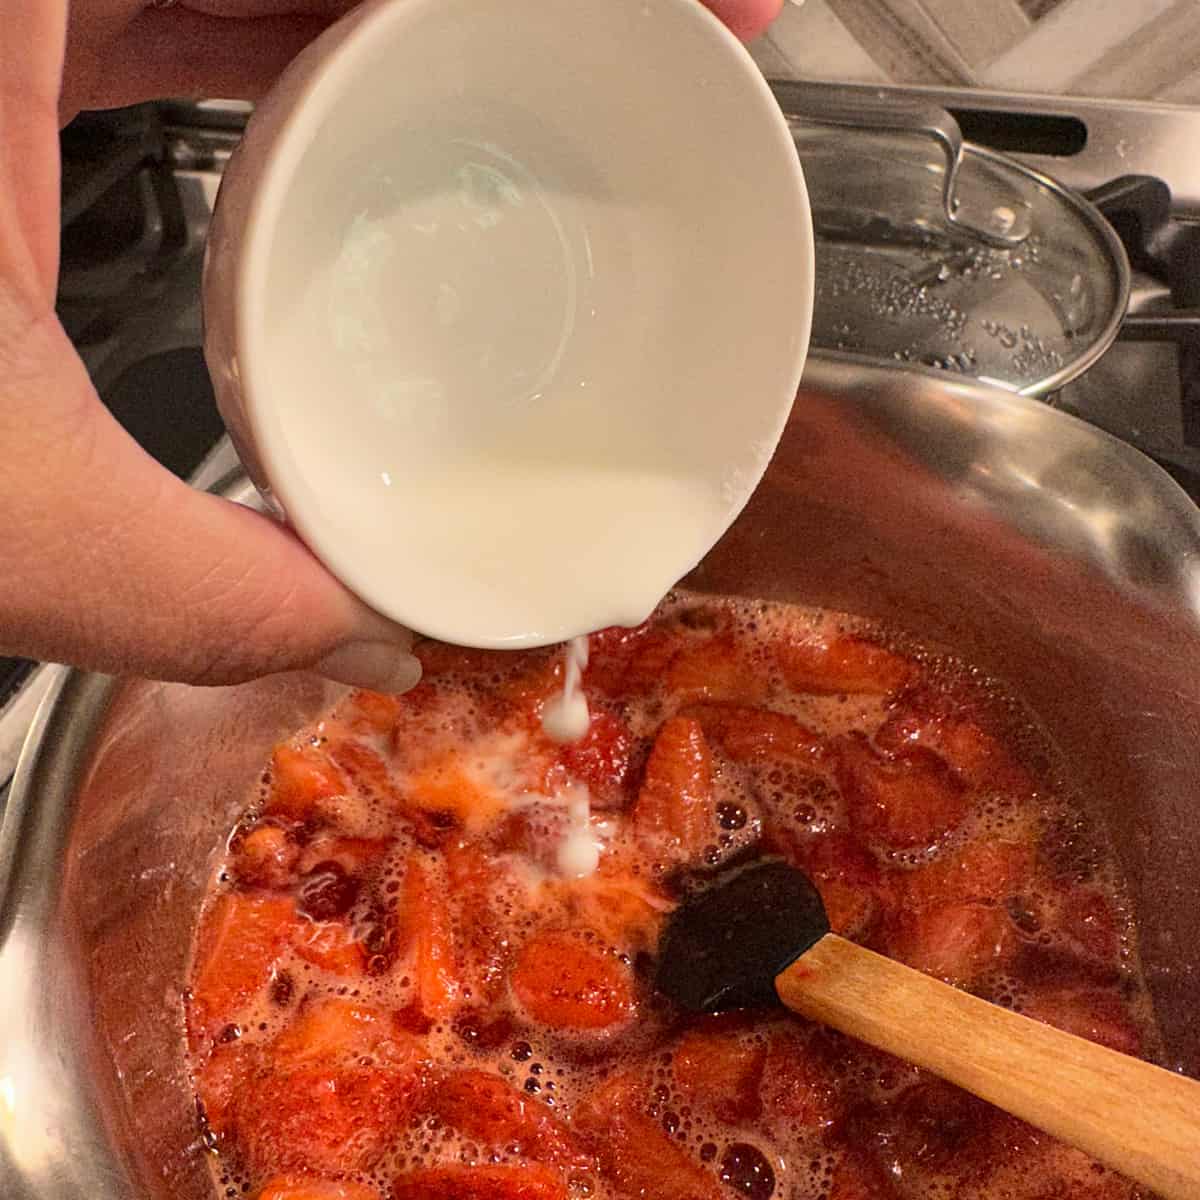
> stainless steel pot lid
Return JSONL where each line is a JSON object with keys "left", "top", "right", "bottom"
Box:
{"left": 775, "top": 83, "right": 1131, "bottom": 397}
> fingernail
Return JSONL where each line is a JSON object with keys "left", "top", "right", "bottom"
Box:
{"left": 315, "top": 641, "right": 424, "bottom": 693}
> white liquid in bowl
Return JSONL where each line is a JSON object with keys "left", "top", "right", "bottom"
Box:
{"left": 258, "top": 124, "right": 746, "bottom": 646}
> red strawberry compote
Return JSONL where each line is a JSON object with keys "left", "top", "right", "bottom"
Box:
{"left": 185, "top": 593, "right": 1158, "bottom": 1200}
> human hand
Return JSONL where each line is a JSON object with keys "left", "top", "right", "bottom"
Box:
{"left": 4, "top": 2, "right": 422, "bottom": 690}
{"left": 0, "top": 0, "right": 782, "bottom": 691}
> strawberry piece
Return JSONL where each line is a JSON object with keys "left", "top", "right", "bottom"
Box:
{"left": 768, "top": 831, "right": 881, "bottom": 940}
{"left": 876, "top": 691, "right": 1033, "bottom": 795}
{"left": 574, "top": 1074, "right": 722, "bottom": 1200}
{"left": 937, "top": 721, "right": 1032, "bottom": 794}
{"left": 444, "top": 841, "right": 510, "bottom": 1001}
{"left": 543, "top": 868, "right": 673, "bottom": 955}
{"left": 240, "top": 1002, "right": 426, "bottom": 1176}
{"left": 559, "top": 711, "right": 634, "bottom": 807}
{"left": 1019, "top": 987, "right": 1142, "bottom": 1056}
{"left": 292, "top": 919, "right": 367, "bottom": 976}
{"left": 886, "top": 903, "right": 1015, "bottom": 988}
{"left": 194, "top": 1041, "right": 254, "bottom": 1139}
{"left": 684, "top": 703, "right": 824, "bottom": 764}
{"left": 789, "top": 830, "right": 881, "bottom": 886}
{"left": 404, "top": 750, "right": 510, "bottom": 836}
{"left": 585, "top": 624, "right": 682, "bottom": 696}
{"left": 304, "top": 790, "right": 383, "bottom": 838}
{"left": 325, "top": 739, "right": 401, "bottom": 808}
{"left": 398, "top": 857, "right": 459, "bottom": 1021}
{"left": 432, "top": 1069, "right": 593, "bottom": 1171}
{"left": 257, "top": 1177, "right": 378, "bottom": 1200}
{"left": 885, "top": 1081, "right": 1004, "bottom": 1173}
{"left": 634, "top": 716, "right": 715, "bottom": 855}
{"left": 1004, "top": 886, "right": 1126, "bottom": 988}
{"left": 902, "top": 838, "right": 1034, "bottom": 910}
{"left": 758, "top": 1031, "right": 842, "bottom": 1130}
{"left": 775, "top": 631, "right": 912, "bottom": 696}
{"left": 267, "top": 743, "right": 347, "bottom": 820}
{"left": 1056, "top": 888, "right": 1122, "bottom": 967}
{"left": 491, "top": 809, "right": 557, "bottom": 869}
{"left": 444, "top": 838, "right": 493, "bottom": 890}
{"left": 827, "top": 1154, "right": 901, "bottom": 1200}
{"left": 270, "top": 999, "right": 425, "bottom": 1072}
{"left": 836, "top": 733, "right": 969, "bottom": 849}
{"left": 496, "top": 654, "right": 564, "bottom": 718}
{"left": 189, "top": 892, "right": 296, "bottom": 1048}
{"left": 1039, "top": 1144, "right": 1137, "bottom": 1200}
{"left": 270, "top": 999, "right": 387, "bottom": 1064}
{"left": 392, "top": 1165, "right": 568, "bottom": 1200}
{"left": 297, "top": 736, "right": 418, "bottom": 834}
{"left": 673, "top": 1025, "right": 766, "bottom": 1123}
{"left": 415, "top": 642, "right": 514, "bottom": 678}
{"left": 510, "top": 930, "right": 635, "bottom": 1032}
{"left": 665, "top": 635, "right": 765, "bottom": 705}
{"left": 342, "top": 689, "right": 405, "bottom": 735}
{"left": 955, "top": 1134, "right": 1135, "bottom": 1200}
{"left": 336, "top": 678, "right": 440, "bottom": 756}
{"left": 818, "top": 880, "right": 880, "bottom": 940}
{"left": 239, "top": 1064, "right": 422, "bottom": 1177}
{"left": 583, "top": 624, "right": 637, "bottom": 662}
{"left": 297, "top": 835, "right": 390, "bottom": 878}
{"left": 231, "top": 824, "right": 300, "bottom": 889}
{"left": 450, "top": 1008, "right": 516, "bottom": 1051}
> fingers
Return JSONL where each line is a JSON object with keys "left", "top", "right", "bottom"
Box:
{"left": 701, "top": 0, "right": 784, "bottom": 41}
{"left": 0, "top": 311, "right": 420, "bottom": 691}
{"left": 1, "top": 1, "right": 66, "bottom": 297}
{"left": 70, "top": 0, "right": 781, "bottom": 114}
{"left": 65, "top": 7, "right": 339, "bottom": 111}
{"left": 182, "top": 0, "right": 358, "bottom": 17}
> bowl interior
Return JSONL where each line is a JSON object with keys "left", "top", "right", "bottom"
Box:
{"left": 240, "top": 0, "right": 813, "bottom": 648}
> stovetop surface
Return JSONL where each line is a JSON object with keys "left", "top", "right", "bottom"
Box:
{"left": 3, "top": 87, "right": 1200, "bottom": 790}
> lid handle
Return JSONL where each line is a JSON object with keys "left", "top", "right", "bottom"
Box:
{"left": 772, "top": 81, "right": 1031, "bottom": 248}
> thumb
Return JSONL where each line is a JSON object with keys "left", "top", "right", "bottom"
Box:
{"left": 701, "top": 0, "right": 784, "bottom": 41}
{"left": 1, "top": 311, "right": 421, "bottom": 691}
{"left": 145, "top": 485, "right": 425, "bottom": 691}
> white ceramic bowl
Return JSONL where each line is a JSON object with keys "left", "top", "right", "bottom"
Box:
{"left": 204, "top": 0, "right": 814, "bottom": 649}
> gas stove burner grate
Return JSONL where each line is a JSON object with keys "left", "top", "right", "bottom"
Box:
{"left": 0, "top": 660, "right": 34, "bottom": 709}
{"left": 1053, "top": 174, "right": 1200, "bottom": 496}
{"left": 1085, "top": 175, "right": 1200, "bottom": 306}
{"left": 104, "top": 347, "right": 225, "bottom": 479}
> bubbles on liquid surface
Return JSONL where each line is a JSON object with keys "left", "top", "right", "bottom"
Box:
{"left": 186, "top": 590, "right": 1157, "bottom": 1200}
{"left": 720, "top": 1142, "right": 776, "bottom": 1199}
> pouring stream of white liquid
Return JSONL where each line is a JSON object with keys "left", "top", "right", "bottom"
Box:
{"left": 540, "top": 636, "right": 600, "bottom": 877}
{"left": 541, "top": 635, "right": 591, "bottom": 743}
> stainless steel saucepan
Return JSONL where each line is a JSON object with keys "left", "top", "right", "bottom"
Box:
{"left": 2, "top": 355, "right": 1199, "bottom": 1199}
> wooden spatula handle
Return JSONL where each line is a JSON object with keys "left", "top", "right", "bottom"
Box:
{"left": 776, "top": 934, "right": 1200, "bottom": 1200}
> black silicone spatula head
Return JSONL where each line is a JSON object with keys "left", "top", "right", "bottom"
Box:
{"left": 655, "top": 859, "right": 831, "bottom": 1013}
{"left": 661, "top": 862, "right": 1200, "bottom": 1200}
